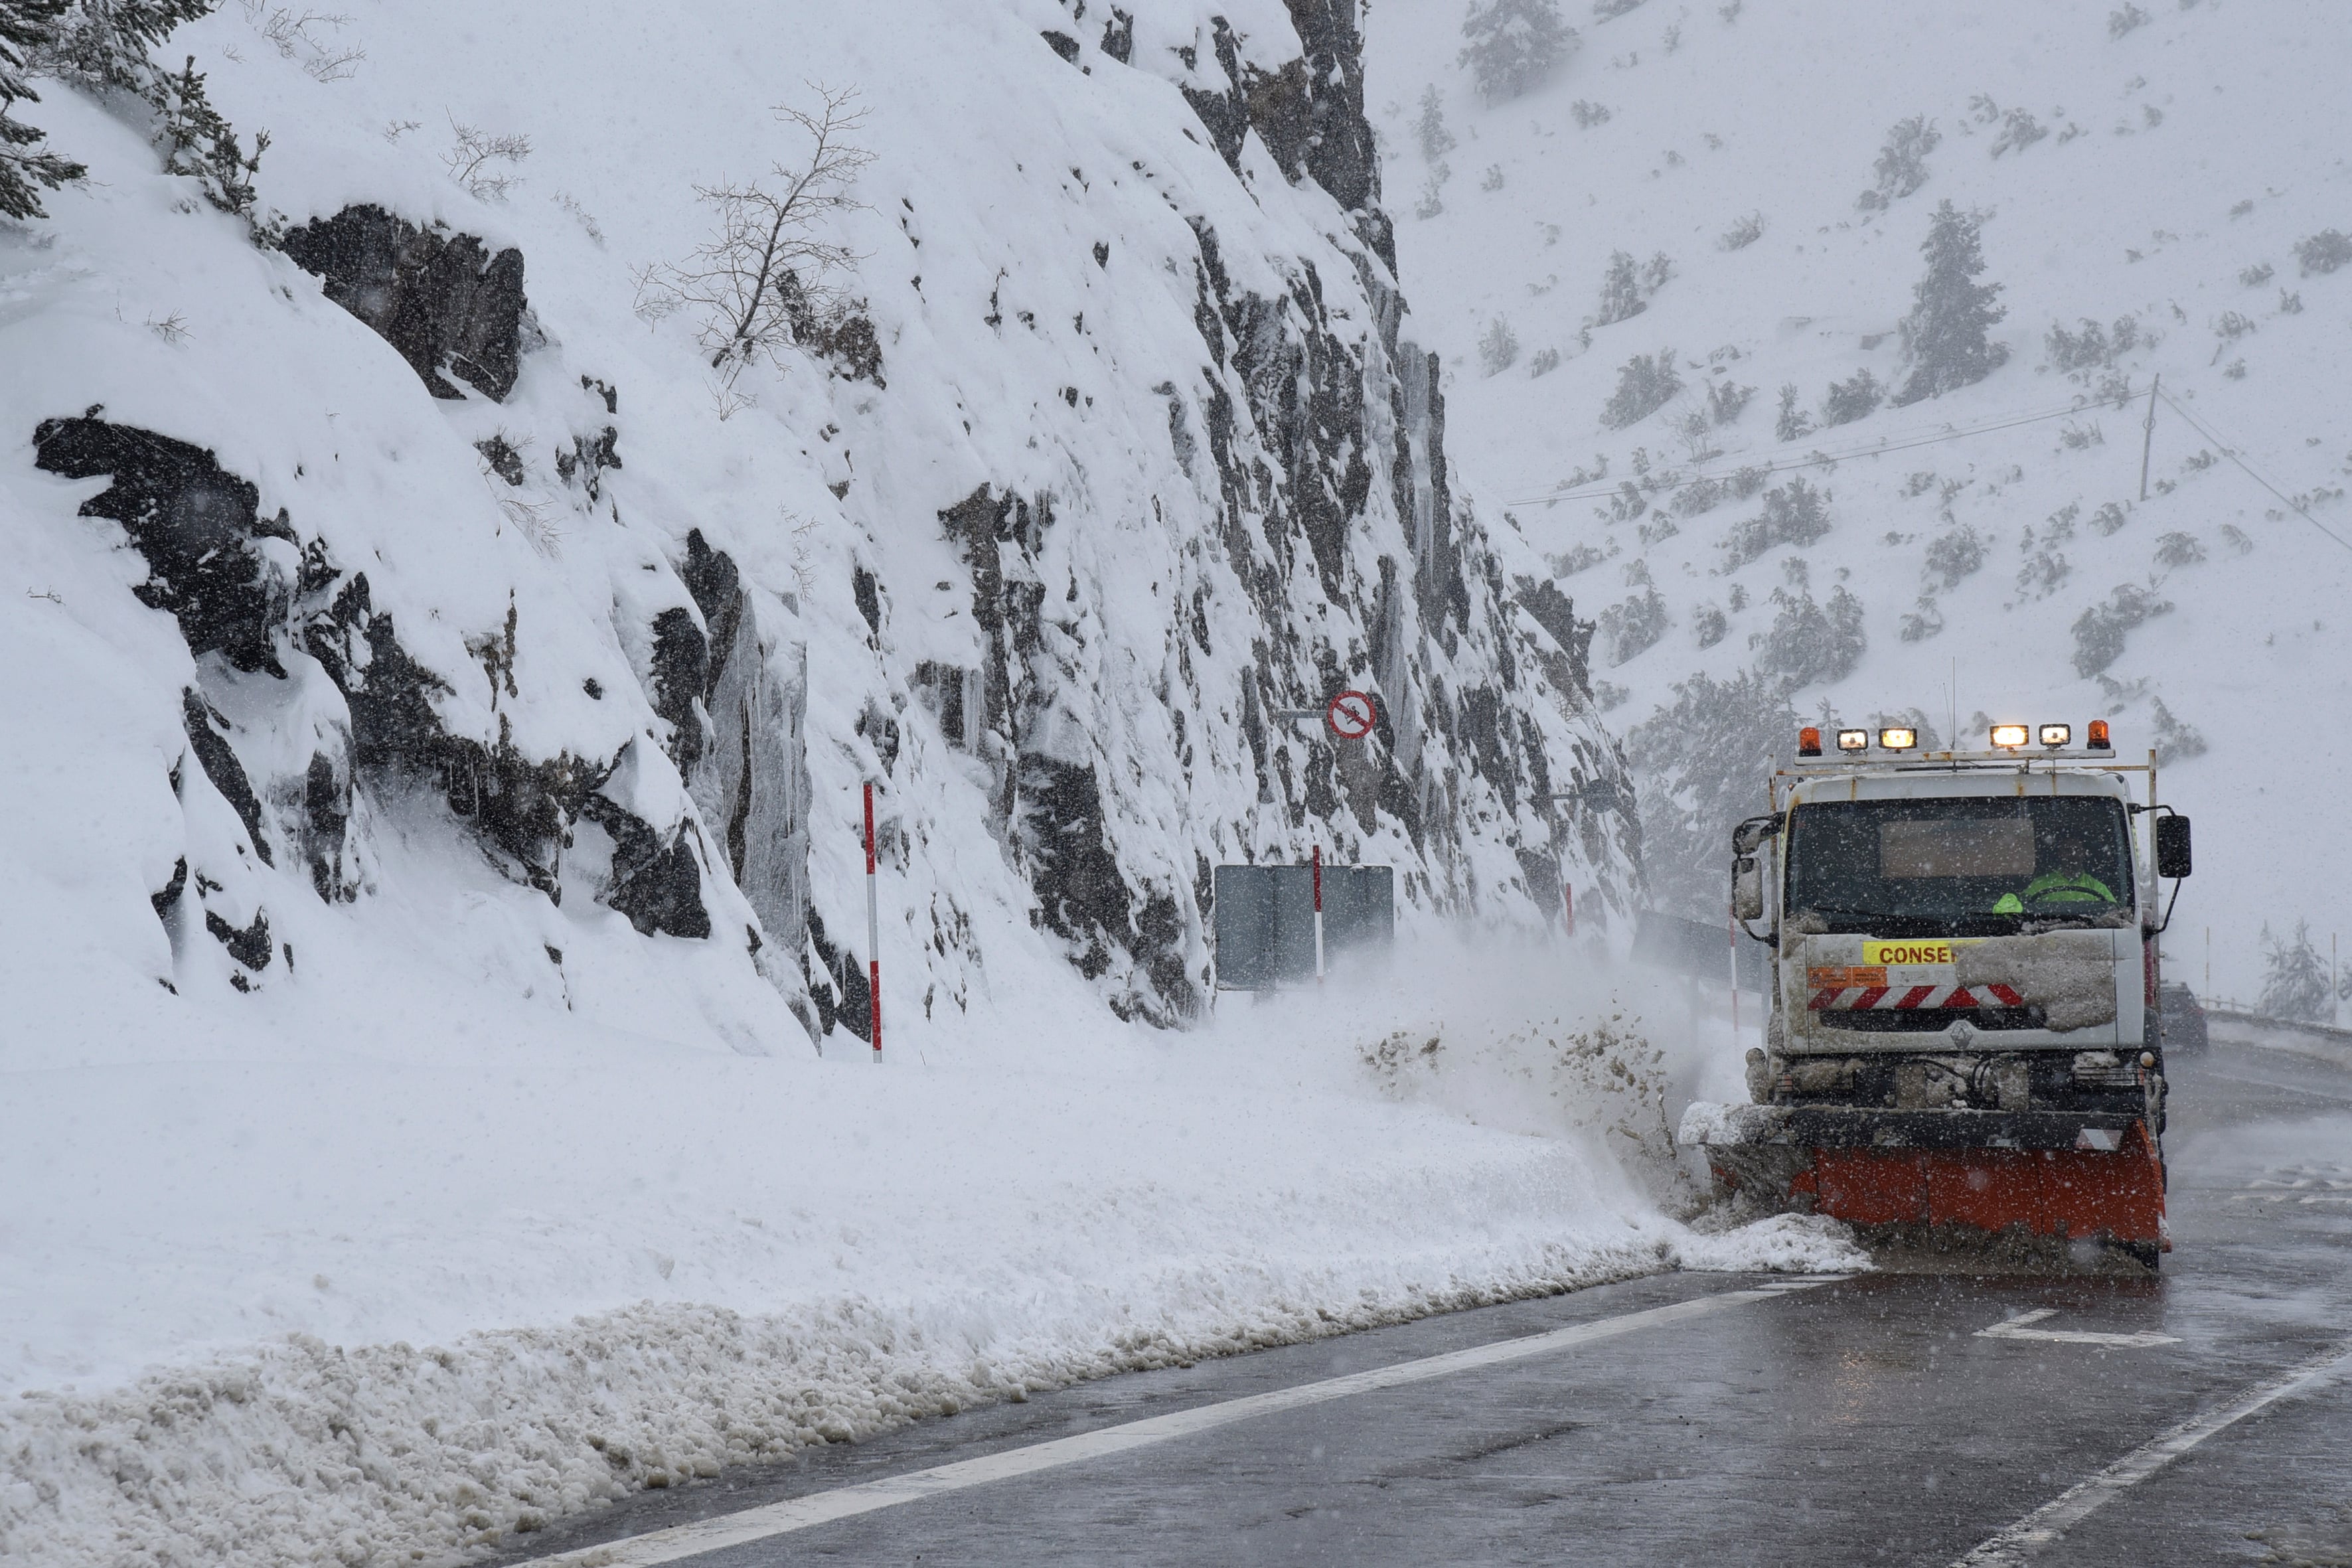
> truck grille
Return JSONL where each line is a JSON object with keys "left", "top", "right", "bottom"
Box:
{"left": 1817, "top": 1006, "right": 2047, "bottom": 1034}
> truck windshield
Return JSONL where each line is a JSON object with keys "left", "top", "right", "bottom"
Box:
{"left": 1784, "top": 795, "right": 2134, "bottom": 934}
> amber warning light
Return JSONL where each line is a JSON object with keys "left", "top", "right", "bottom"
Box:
{"left": 1798, "top": 726, "right": 1824, "bottom": 757}
{"left": 2087, "top": 720, "right": 2112, "bottom": 750}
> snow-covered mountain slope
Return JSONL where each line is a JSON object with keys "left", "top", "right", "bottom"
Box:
{"left": 0, "top": 1, "right": 1723, "bottom": 1559}
{"left": 2, "top": 0, "right": 1638, "bottom": 1073}
{"left": 1369, "top": 0, "right": 2352, "bottom": 991}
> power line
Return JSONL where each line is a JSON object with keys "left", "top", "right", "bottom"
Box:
{"left": 1502, "top": 389, "right": 2138, "bottom": 512}
{"left": 2150, "top": 388, "right": 2352, "bottom": 556}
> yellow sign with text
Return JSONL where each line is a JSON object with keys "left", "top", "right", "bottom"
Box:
{"left": 1861, "top": 939, "right": 1980, "bottom": 968}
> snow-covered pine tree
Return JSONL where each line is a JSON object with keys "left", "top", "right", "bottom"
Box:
{"left": 2258, "top": 920, "right": 2337, "bottom": 1022}
{"left": 1, "top": 0, "right": 81, "bottom": 219}
{"left": 1415, "top": 84, "right": 1455, "bottom": 161}
{"left": 42, "top": 0, "right": 214, "bottom": 94}
{"left": 1458, "top": 0, "right": 1579, "bottom": 103}
{"left": 1894, "top": 199, "right": 2007, "bottom": 406}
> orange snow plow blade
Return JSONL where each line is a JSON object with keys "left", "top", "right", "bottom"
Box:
{"left": 1680, "top": 1103, "right": 2169, "bottom": 1268}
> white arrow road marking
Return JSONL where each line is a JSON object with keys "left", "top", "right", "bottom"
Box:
{"left": 1976, "top": 1308, "right": 2181, "bottom": 1348}
{"left": 520, "top": 1281, "right": 1838, "bottom": 1567}
{"left": 1950, "top": 1337, "right": 2352, "bottom": 1565}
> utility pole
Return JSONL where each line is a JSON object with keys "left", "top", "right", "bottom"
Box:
{"left": 2138, "top": 373, "right": 2161, "bottom": 503}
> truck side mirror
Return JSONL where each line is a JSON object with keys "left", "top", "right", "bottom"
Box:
{"left": 1731, "top": 815, "right": 1779, "bottom": 857}
{"left": 2156, "top": 815, "right": 2191, "bottom": 879}
{"left": 1733, "top": 855, "right": 1765, "bottom": 922}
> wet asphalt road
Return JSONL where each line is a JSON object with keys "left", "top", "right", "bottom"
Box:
{"left": 507, "top": 1037, "right": 2352, "bottom": 1568}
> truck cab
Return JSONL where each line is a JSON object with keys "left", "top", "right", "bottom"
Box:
{"left": 1689, "top": 720, "right": 2192, "bottom": 1269}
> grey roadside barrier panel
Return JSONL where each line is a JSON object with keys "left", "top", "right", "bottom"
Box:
{"left": 1212, "top": 863, "right": 1393, "bottom": 990}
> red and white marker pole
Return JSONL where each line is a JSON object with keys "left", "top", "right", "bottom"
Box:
{"left": 1312, "top": 844, "right": 1325, "bottom": 983}
{"left": 864, "top": 781, "right": 881, "bottom": 1062}
{"left": 1563, "top": 879, "right": 1575, "bottom": 939}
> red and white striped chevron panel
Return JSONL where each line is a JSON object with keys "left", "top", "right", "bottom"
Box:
{"left": 1808, "top": 983, "right": 2027, "bottom": 1012}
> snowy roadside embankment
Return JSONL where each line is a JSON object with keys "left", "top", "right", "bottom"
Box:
{"left": 0, "top": 952, "right": 1855, "bottom": 1565}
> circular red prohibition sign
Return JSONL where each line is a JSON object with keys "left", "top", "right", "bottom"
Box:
{"left": 1326, "top": 689, "right": 1377, "bottom": 741}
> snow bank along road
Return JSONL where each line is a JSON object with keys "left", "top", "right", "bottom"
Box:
{"left": 502, "top": 1042, "right": 2352, "bottom": 1567}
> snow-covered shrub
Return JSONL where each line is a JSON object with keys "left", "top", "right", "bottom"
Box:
{"left": 1416, "top": 84, "right": 1456, "bottom": 160}
{"left": 1593, "top": 249, "right": 1673, "bottom": 325}
{"left": 1773, "top": 384, "right": 1814, "bottom": 442}
{"left": 443, "top": 117, "right": 530, "bottom": 201}
{"left": 2090, "top": 502, "right": 2129, "bottom": 536}
{"left": 1719, "top": 478, "right": 1831, "bottom": 572}
{"left": 1600, "top": 348, "right": 1681, "bottom": 428}
{"left": 1479, "top": 315, "right": 1521, "bottom": 374}
{"left": 2070, "top": 583, "right": 2171, "bottom": 676}
{"left": 2220, "top": 522, "right": 2254, "bottom": 554}
{"left": 2108, "top": 4, "right": 2150, "bottom": 40}
{"left": 1756, "top": 584, "right": 1865, "bottom": 689}
{"left": 1626, "top": 666, "right": 1800, "bottom": 917}
{"left": 1460, "top": 0, "right": 1579, "bottom": 102}
{"left": 2280, "top": 288, "right": 2305, "bottom": 315}
{"left": 1899, "top": 596, "right": 1945, "bottom": 642}
{"left": 1480, "top": 163, "right": 1506, "bottom": 191}
{"left": 1548, "top": 542, "right": 1610, "bottom": 576}
{"left": 1529, "top": 345, "right": 1561, "bottom": 376}
{"left": 1989, "top": 108, "right": 2047, "bottom": 158}
{"left": 1598, "top": 586, "right": 1668, "bottom": 665}
{"left": 2239, "top": 262, "right": 2274, "bottom": 287}
{"left": 1692, "top": 602, "right": 1728, "bottom": 648}
{"left": 1707, "top": 379, "right": 1756, "bottom": 426}
{"left": 1717, "top": 210, "right": 1764, "bottom": 250}
{"left": 1, "top": 0, "right": 87, "bottom": 218}
{"left": 2154, "top": 530, "right": 2206, "bottom": 568}
{"left": 634, "top": 86, "right": 872, "bottom": 380}
{"left": 1895, "top": 200, "right": 2007, "bottom": 405}
{"left": 2150, "top": 696, "right": 2206, "bottom": 765}
{"left": 2015, "top": 540, "right": 2069, "bottom": 598}
{"left": 2258, "top": 919, "right": 2340, "bottom": 1022}
{"left": 2294, "top": 229, "right": 2352, "bottom": 275}
{"left": 1593, "top": 0, "right": 1646, "bottom": 17}
{"left": 1921, "top": 523, "right": 1986, "bottom": 589}
{"left": 1855, "top": 115, "right": 1939, "bottom": 212}
{"left": 1570, "top": 98, "right": 1611, "bottom": 128}
{"left": 2045, "top": 314, "right": 2138, "bottom": 372}
{"left": 1820, "top": 368, "right": 1884, "bottom": 427}
{"left": 1413, "top": 165, "right": 1449, "bottom": 219}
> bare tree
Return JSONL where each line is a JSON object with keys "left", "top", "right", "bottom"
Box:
{"left": 637, "top": 84, "right": 873, "bottom": 380}
{"left": 443, "top": 113, "right": 529, "bottom": 200}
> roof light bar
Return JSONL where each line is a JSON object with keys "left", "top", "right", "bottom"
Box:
{"left": 1878, "top": 727, "right": 1918, "bottom": 752}
{"left": 1798, "top": 726, "right": 1823, "bottom": 758}
{"left": 1990, "top": 724, "right": 2029, "bottom": 750}
{"left": 1836, "top": 729, "right": 1869, "bottom": 752}
{"left": 2087, "top": 720, "right": 2112, "bottom": 751}
{"left": 2039, "top": 723, "right": 2072, "bottom": 748}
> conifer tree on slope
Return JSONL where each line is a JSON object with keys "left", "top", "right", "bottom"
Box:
{"left": 1, "top": 0, "right": 80, "bottom": 220}
{"left": 1894, "top": 199, "right": 2007, "bottom": 406}
{"left": 1459, "top": 0, "right": 1579, "bottom": 102}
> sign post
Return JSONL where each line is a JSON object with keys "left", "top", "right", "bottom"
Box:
{"left": 864, "top": 781, "right": 881, "bottom": 1062}
{"left": 1312, "top": 844, "right": 1326, "bottom": 982}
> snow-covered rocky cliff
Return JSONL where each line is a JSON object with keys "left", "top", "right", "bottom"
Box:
{"left": 1, "top": 0, "right": 1638, "bottom": 1069}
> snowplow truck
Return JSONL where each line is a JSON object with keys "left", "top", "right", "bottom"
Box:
{"left": 1679, "top": 720, "right": 2193, "bottom": 1270}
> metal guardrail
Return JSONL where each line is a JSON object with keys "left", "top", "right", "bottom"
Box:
{"left": 2198, "top": 1004, "right": 2352, "bottom": 1046}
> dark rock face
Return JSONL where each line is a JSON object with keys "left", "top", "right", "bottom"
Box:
{"left": 280, "top": 205, "right": 528, "bottom": 402}
{"left": 1099, "top": 7, "right": 1133, "bottom": 63}
{"left": 648, "top": 606, "right": 709, "bottom": 773}
{"left": 204, "top": 907, "right": 272, "bottom": 971}
{"left": 1172, "top": 3, "right": 1393, "bottom": 273}
{"left": 34, "top": 416, "right": 288, "bottom": 674}
{"left": 181, "top": 688, "right": 273, "bottom": 866}
{"left": 38, "top": 413, "right": 716, "bottom": 943}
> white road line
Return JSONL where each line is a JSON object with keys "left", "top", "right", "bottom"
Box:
{"left": 524, "top": 1282, "right": 1829, "bottom": 1567}
{"left": 1950, "top": 1338, "right": 2352, "bottom": 1566}
{"left": 1976, "top": 1309, "right": 2181, "bottom": 1348}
